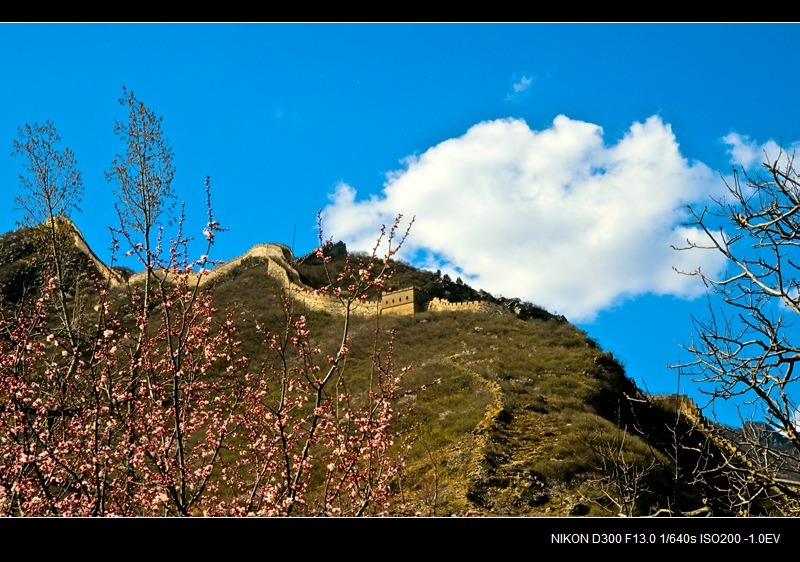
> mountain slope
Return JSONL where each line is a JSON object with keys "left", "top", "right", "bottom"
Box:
{"left": 0, "top": 221, "right": 796, "bottom": 517}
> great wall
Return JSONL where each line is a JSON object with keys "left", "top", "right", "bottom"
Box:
{"left": 63, "top": 215, "right": 513, "bottom": 320}
{"left": 183, "top": 242, "right": 512, "bottom": 318}
{"left": 120, "top": 242, "right": 381, "bottom": 317}
{"left": 45, "top": 215, "right": 513, "bottom": 319}
{"left": 426, "top": 297, "right": 507, "bottom": 316}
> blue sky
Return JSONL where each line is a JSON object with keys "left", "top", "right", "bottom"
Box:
{"left": 2, "top": 22, "right": 799, "bottom": 427}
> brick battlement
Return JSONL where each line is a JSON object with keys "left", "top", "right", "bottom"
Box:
{"left": 378, "top": 287, "right": 510, "bottom": 317}
{"left": 83, "top": 233, "right": 509, "bottom": 320}
{"left": 426, "top": 297, "right": 507, "bottom": 316}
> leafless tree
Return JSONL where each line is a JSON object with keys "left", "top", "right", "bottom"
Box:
{"left": 11, "top": 121, "right": 87, "bottom": 363}
{"left": 12, "top": 121, "right": 83, "bottom": 229}
{"left": 672, "top": 147, "right": 800, "bottom": 514}
{"left": 106, "top": 85, "right": 176, "bottom": 279}
{"left": 584, "top": 427, "right": 659, "bottom": 516}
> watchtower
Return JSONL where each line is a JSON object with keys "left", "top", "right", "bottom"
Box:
{"left": 378, "top": 287, "right": 428, "bottom": 315}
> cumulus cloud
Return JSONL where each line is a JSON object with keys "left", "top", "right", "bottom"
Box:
{"left": 321, "top": 115, "right": 730, "bottom": 322}
{"left": 723, "top": 132, "right": 800, "bottom": 182}
{"left": 722, "top": 132, "right": 789, "bottom": 169}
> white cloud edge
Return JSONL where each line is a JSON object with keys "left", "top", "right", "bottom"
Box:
{"left": 321, "top": 115, "right": 783, "bottom": 323}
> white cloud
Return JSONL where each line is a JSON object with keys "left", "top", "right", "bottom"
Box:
{"left": 321, "top": 115, "right": 730, "bottom": 322}
{"left": 723, "top": 132, "right": 800, "bottom": 171}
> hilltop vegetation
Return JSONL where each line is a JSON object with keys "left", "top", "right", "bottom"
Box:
{"left": 1, "top": 219, "right": 797, "bottom": 516}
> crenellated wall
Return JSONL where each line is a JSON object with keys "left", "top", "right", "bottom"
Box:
{"left": 426, "top": 297, "right": 508, "bottom": 316}
{"left": 118, "top": 242, "right": 380, "bottom": 317}
{"left": 80, "top": 234, "right": 510, "bottom": 320}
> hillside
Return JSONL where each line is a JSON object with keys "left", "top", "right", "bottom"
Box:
{"left": 0, "top": 219, "right": 797, "bottom": 517}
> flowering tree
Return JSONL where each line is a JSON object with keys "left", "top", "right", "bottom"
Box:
{"left": 0, "top": 189, "right": 418, "bottom": 516}
{"left": 0, "top": 91, "right": 421, "bottom": 516}
{"left": 218, "top": 212, "right": 417, "bottom": 516}
{"left": 0, "top": 176, "right": 235, "bottom": 515}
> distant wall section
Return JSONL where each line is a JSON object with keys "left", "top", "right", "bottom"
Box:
{"left": 379, "top": 287, "right": 509, "bottom": 317}
{"left": 426, "top": 297, "right": 507, "bottom": 316}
